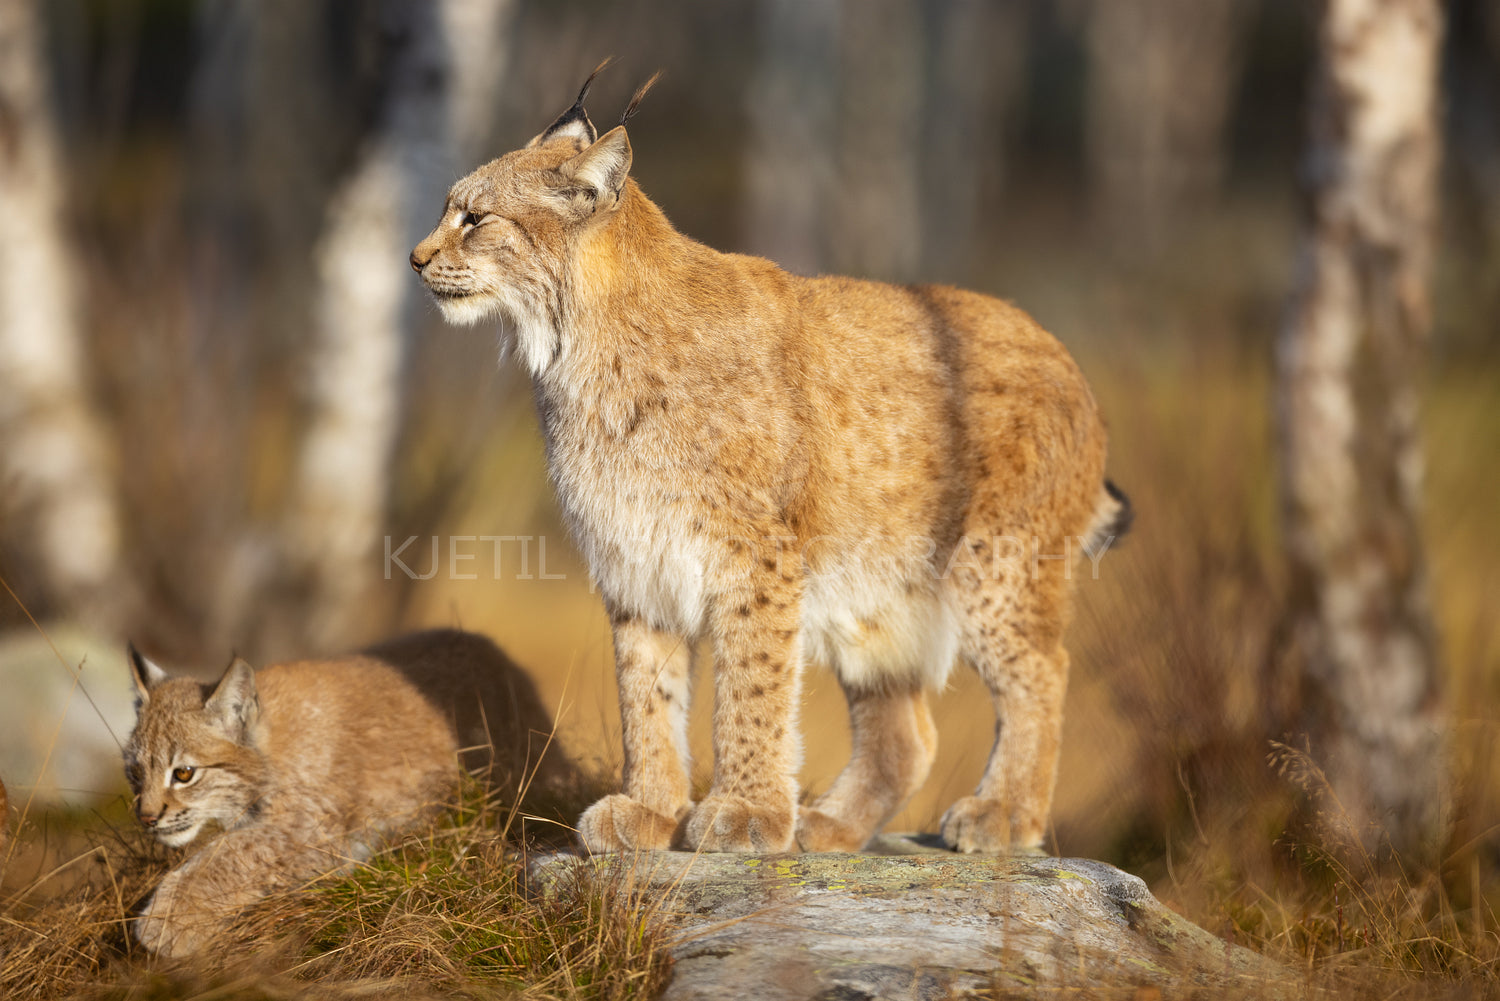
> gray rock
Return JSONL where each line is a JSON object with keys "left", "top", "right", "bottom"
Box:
{"left": 0, "top": 625, "right": 133, "bottom": 808}
{"left": 529, "top": 835, "right": 1292, "bottom": 1000}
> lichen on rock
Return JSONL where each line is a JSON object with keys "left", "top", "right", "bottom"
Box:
{"left": 528, "top": 834, "right": 1291, "bottom": 1000}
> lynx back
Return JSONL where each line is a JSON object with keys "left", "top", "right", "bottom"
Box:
{"left": 412, "top": 73, "right": 1130, "bottom": 856}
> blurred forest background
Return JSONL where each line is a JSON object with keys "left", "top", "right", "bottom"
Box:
{"left": 0, "top": 0, "right": 1498, "bottom": 973}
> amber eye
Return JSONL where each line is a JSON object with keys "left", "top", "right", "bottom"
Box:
{"left": 171, "top": 766, "right": 196, "bottom": 784}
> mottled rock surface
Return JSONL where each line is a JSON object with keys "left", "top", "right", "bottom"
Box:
{"left": 530, "top": 835, "right": 1290, "bottom": 1000}
{"left": 0, "top": 626, "right": 132, "bottom": 807}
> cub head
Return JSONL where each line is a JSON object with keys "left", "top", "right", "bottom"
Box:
{"left": 123, "top": 646, "right": 268, "bottom": 847}
{"left": 409, "top": 63, "right": 658, "bottom": 372}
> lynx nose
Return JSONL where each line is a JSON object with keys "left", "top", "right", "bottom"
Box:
{"left": 409, "top": 249, "right": 425, "bottom": 274}
{"left": 138, "top": 810, "right": 159, "bottom": 828}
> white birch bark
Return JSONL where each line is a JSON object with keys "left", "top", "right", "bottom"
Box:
{"left": 1277, "top": 0, "right": 1446, "bottom": 860}
{"left": 0, "top": 0, "right": 121, "bottom": 619}
{"left": 286, "top": 0, "right": 514, "bottom": 649}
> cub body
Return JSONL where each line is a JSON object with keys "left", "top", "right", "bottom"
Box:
{"left": 412, "top": 76, "right": 1128, "bottom": 856}
{"left": 124, "top": 639, "right": 458, "bottom": 957}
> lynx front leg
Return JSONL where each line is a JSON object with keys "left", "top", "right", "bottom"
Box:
{"left": 797, "top": 683, "right": 937, "bottom": 852}
{"left": 578, "top": 618, "right": 693, "bottom": 852}
{"left": 681, "top": 545, "right": 803, "bottom": 852}
{"left": 135, "top": 825, "right": 334, "bottom": 957}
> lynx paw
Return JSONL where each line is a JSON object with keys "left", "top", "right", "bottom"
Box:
{"left": 795, "top": 806, "right": 872, "bottom": 852}
{"left": 134, "top": 887, "right": 210, "bottom": 959}
{"left": 682, "top": 794, "right": 794, "bottom": 852}
{"left": 939, "top": 796, "right": 1046, "bottom": 855}
{"left": 577, "top": 794, "right": 679, "bottom": 853}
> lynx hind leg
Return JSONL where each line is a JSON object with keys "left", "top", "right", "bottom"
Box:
{"left": 941, "top": 553, "right": 1072, "bottom": 856}
{"left": 796, "top": 682, "right": 937, "bottom": 852}
{"left": 578, "top": 619, "right": 693, "bottom": 853}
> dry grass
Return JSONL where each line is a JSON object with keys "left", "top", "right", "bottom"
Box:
{"left": 5, "top": 348, "right": 1497, "bottom": 999}
{"left": 3, "top": 154, "right": 1497, "bottom": 994}
{"left": 0, "top": 778, "right": 674, "bottom": 1001}
{"left": 1051, "top": 348, "right": 1500, "bottom": 999}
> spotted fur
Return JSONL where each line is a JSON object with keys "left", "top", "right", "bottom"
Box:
{"left": 412, "top": 86, "right": 1128, "bottom": 856}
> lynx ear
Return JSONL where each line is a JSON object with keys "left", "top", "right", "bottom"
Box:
{"left": 127, "top": 643, "right": 168, "bottom": 705}
{"left": 205, "top": 657, "right": 260, "bottom": 741}
{"left": 528, "top": 58, "right": 609, "bottom": 150}
{"left": 530, "top": 111, "right": 596, "bottom": 150}
{"left": 554, "top": 127, "right": 633, "bottom": 215}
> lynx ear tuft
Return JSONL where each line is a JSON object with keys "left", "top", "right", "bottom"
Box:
{"left": 529, "top": 57, "right": 611, "bottom": 149}
{"left": 555, "top": 127, "right": 633, "bottom": 214}
{"left": 127, "top": 643, "right": 168, "bottom": 704}
{"left": 618, "top": 71, "right": 662, "bottom": 127}
{"left": 206, "top": 656, "right": 260, "bottom": 741}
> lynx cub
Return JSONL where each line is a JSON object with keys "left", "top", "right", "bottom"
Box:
{"left": 124, "top": 637, "right": 459, "bottom": 957}
{"left": 412, "top": 70, "right": 1129, "bottom": 856}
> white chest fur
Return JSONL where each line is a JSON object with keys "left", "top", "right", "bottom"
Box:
{"left": 540, "top": 398, "right": 710, "bottom": 636}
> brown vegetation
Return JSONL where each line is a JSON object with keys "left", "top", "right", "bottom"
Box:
{"left": 0, "top": 777, "right": 671, "bottom": 1001}
{"left": 2, "top": 349, "right": 1495, "bottom": 999}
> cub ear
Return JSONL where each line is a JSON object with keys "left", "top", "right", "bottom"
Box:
{"left": 205, "top": 657, "right": 260, "bottom": 741}
{"left": 553, "top": 127, "right": 633, "bottom": 216}
{"left": 127, "top": 643, "right": 168, "bottom": 704}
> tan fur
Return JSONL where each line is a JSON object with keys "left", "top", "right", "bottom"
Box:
{"left": 123, "top": 637, "right": 461, "bottom": 957}
{"left": 412, "top": 92, "right": 1125, "bottom": 855}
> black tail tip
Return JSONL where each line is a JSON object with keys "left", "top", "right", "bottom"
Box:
{"left": 1104, "top": 479, "right": 1134, "bottom": 539}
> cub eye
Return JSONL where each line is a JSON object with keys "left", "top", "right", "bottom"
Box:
{"left": 462, "top": 211, "right": 482, "bottom": 228}
{"left": 171, "top": 766, "right": 196, "bottom": 784}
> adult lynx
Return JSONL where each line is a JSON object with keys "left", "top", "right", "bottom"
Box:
{"left": 411, "top": 70, "right": 1130, "bottom": 855}
{"left": 123, "top": 632, "right": 487, "bottom": 957}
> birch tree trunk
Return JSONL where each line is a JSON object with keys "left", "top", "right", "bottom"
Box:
{"left": 923, "top": 0, "right": 1029, "bottom": 282}
{"left": 741, "top": 0, "right": 839, "bottom": 276}
{"left": 282, "top": 0, "right": 514, "bottom": 650}
{"left": 832, "top": 0, "right": 925, "bottom": 281}
{"left": 0, "top": 0, "right": 122, "bottom": 622}
{"left": 1276, "top": 0, "right": 1446, "bottom": 861}
{"left": 1083, "top": 0, "right": 1250, "bottom": 255}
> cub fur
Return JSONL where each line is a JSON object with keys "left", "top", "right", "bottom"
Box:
{"left": 412, "top": 73, "right": 1129, "bottom": 856}
{"left": 123, "top": 633, "right": 466, "bottom": 957}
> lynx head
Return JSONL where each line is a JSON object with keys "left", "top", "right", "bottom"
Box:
{"left": 123, "top": 646, "right": 269, "bottom": 847}
{"left": 409, "top": 63, "right": 659, "bottom": 373}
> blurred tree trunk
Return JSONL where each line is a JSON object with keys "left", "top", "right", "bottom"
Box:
{"left": 923, "top": 0, "right": 1029, "bottom": 283}
{"left": 1276, "top": 0, "right": 1446, "bottom": 861}
{"left": 1083, "top": 0, "right": 1251, "bottom": 256}
{"left": 832, "top": 0, "right": 925, "bottom": 281}
{"left": 741, "top": 0, "right": 839, "bottom": 275}
{"left": 0, "top": 0, "right": 122, "bottom": 624}
{"left": 279, "top": 0, "right": 513, "bottom": 652}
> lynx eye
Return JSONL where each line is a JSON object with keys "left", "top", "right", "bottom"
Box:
{"left": 462, "top": 211, "right": 483, "bottom": 228}
{"left": 171, "top": 766, "right": 196, "bottom": 784}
